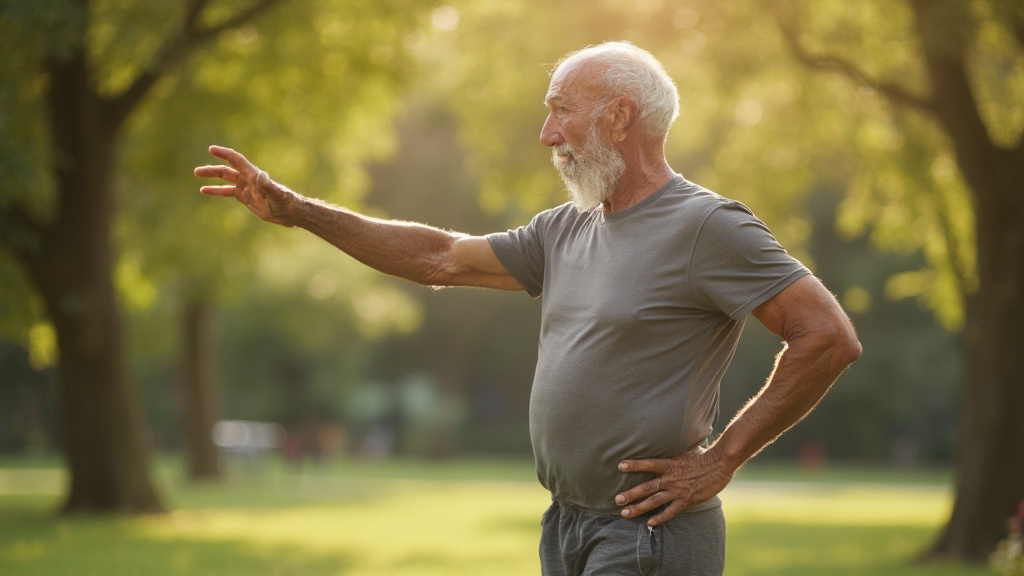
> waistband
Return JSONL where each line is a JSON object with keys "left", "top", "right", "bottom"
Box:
{"left": 550, "top": 494, "right": 722, "bottom": 518}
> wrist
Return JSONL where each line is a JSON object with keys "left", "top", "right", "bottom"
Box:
{"left": 276, "top": 184, "right": 312, "bottom": 228}
{"left": 283, "top": 191, "right": 307, "bottom": 227}
{"left": 707, "top": 437, "right": 748, "bottom": 476}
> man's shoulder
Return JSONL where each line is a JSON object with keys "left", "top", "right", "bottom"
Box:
{"left": 657, "top": 178, "right": 745, "bottom": 222}
{"left": 530, "top": 200, "right": 598, "bottom": 229}
{"left": 669, "top": 177, "right": 732, "bottom": 205}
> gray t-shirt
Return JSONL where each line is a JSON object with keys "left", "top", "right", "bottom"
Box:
{"left": 486, "top": 176, "right": 810, "bottom": 514}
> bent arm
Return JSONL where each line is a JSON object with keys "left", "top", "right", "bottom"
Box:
{"left": 615, "top": 274, "right": 861, "bottom": 525}
{"left": 710, "top": 274, "right": 862, "bottom": 471}
{"left": 195, "top": 145, "right": 523, "bottom": 291}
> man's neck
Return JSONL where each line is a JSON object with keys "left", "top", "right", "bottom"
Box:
{"left": 602, "top": 161, "right": 676, "bottom": 214}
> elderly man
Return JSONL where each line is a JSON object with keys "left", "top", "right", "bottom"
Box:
{"left": 195, "top": 41, "right": 861, "bottom": 575}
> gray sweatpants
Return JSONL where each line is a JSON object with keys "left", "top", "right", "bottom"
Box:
{"left": 539, "top": 500, "right": 726, "bottom": 576}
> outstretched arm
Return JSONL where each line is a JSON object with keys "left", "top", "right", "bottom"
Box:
{"left": 194, "top": 145, "right": 524, "bottom": 291}
{"left": 615, "top": 275, "right": 862, "bottom": 526}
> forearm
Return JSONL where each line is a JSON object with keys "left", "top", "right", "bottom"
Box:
{"left": 711, "top": 330, "right": 860, "bottom": 472}
{"left": 290, "top": 194, "right": 462, "bottom": 286}
{"left": 196, "top": 146, "right": 487, "bottom": 287}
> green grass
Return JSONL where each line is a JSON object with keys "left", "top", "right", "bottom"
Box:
{"left": 0, "top": 457, "right": 998, "bottom": 575}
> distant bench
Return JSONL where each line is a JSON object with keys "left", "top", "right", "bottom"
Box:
{"left": 212, "top": 420, "right": 285, "bottom": 472}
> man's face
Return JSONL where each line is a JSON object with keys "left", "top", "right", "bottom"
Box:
{"left": 552, "top": 119, "right": 626, "bottom": 211}
{"left": 542, "top": 64, "right": 626, "bottom": 211}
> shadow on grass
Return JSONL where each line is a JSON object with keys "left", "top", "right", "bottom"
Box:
{"left": 0, "top": 502, "right": 353, "bottom": 576}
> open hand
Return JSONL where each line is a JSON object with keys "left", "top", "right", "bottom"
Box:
{"left": 194, "top": 145, "right": 298, "bottom": 226}
{"left": 615, "top": 444, "right": 734, "bottom": 527}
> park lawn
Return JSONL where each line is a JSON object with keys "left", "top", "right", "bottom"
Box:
{"left": 0, "top": 457, "right": 999, "bottom": 576}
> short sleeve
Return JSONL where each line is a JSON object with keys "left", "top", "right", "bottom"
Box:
{"left": 689, "top": 202, "right": 810, "bottom": 319}
{"left": 486, "top": 212, "right": 549, "bottom": 298}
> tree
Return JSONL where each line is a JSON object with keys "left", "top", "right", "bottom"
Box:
{"left": 0, "top": 0, "right": 426, "bottom": 512}
{"left": 771, "top": 0, "right": 1024, "bottom": 561}
{"left": 0, "top": 0, "right": 275, "bottom": 514}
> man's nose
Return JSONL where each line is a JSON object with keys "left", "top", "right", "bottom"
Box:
{"left": 540, "top": 113, "right": 563, "bottom": 147}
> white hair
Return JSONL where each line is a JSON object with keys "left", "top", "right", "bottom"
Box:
{"left": 554, "top": 41, "right": 680, "bottom": 140}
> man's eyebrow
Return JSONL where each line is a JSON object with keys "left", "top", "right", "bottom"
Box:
{"left": 544, "top": 93, "right": 565, "bottom": 106}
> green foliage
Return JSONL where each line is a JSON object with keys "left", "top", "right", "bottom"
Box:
{"left": 971, "top": 0, "right": 1024, "bottom": 148}
{"left": 0, "top": 0, "right": 435, "bottom": 365}
{"left": 118, "top": 0, "right": 426, "bottom": 299}
{"left": 0, "top": 253, "right": 45, "bottom": 360}
{"left": 0, "top": 0, "right": 82, "bottom": 216}
{"left": 0, "top": 4, "right": 63, "bottom": 339}
{"left": 112, "top": 1, "right": 437, "bottom": 436}
{"left": 88, "top": 0, "right": 186, "bottom": 96}
{"left": 751, "top": 0, "right": 1019, "bottom": 329}
{"left": 838, "top": 114, "right": 977, "bottom": 330}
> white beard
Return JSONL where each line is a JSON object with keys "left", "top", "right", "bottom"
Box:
{"left": 552, "top": 123, "right": 626, "bottom": 211}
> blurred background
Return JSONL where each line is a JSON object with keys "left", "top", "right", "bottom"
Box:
{"left": 1, "top": 1, "right": 1021, "bottom": 574}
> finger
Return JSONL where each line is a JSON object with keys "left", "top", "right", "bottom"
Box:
{"left": 646, "top": 500, "right": 688, "bottom": 527}
{"left": 618, "top": 458, "right": 670, "bottom": 474}
{"left": 199, "top": 185, "right": 237, "bottom": 197}
{"left": 614, "top": 477, "right": 661, "bottom": 507}
{"left": 619, "top": 490, "right": 669, "bottom": 519}
{"left": 208, "top": 144, "right": 238, "bottom": 161}
{"left": 194, "top": 165, "right": 240, "bottom": 182}
{"left": 208, "top": 145, "right": 257, "bottom": 175}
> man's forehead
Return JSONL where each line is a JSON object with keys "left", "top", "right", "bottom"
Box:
{"left": 544, "top": 61, "right": 587, "bottom": 104}
{"left": 545, "top": 58, "right": 606, "bottom": 104}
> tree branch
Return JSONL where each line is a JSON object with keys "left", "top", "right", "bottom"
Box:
{"left": 192, "top": 0, "right": 283, "bottom": 40}
{"left": 992, "top": 4, "right": 1024, "bottom": 153}
{"left": 773, "top": 13, "right": 937, "bottom": 116}
{"left": 994, "top": 0, "right": 1024, "bottom": 51}
{"left": 102, "top": 0, "right": 285, "bottom": 129}
{"left": 910, "top": 0, "right": 1000, "bottom": 183}
{"left": 934, "top": 187, "right": 975, "bottom": 297}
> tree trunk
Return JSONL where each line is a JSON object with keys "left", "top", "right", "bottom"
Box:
{"left": 18, "top": 44, "right": 165, "bottom": 514}
{"left": 182, "top": 299, "right": 222, "bottom": 481}
{"left": 929, "top": 159, "right": 1024, "bottom": 562}
{"left": 906, "top": 0, "right": 1024, "bottom": 560}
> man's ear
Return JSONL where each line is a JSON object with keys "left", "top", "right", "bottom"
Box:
{"left": 609, "top": 96, "right": 639, "bottom": 142}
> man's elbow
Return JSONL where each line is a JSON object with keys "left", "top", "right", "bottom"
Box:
{"left": 831, "top": 323, "right": 862, "bottom": 370}
{"left": 798, "top": 318, "right": 861, "bottom": 373}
